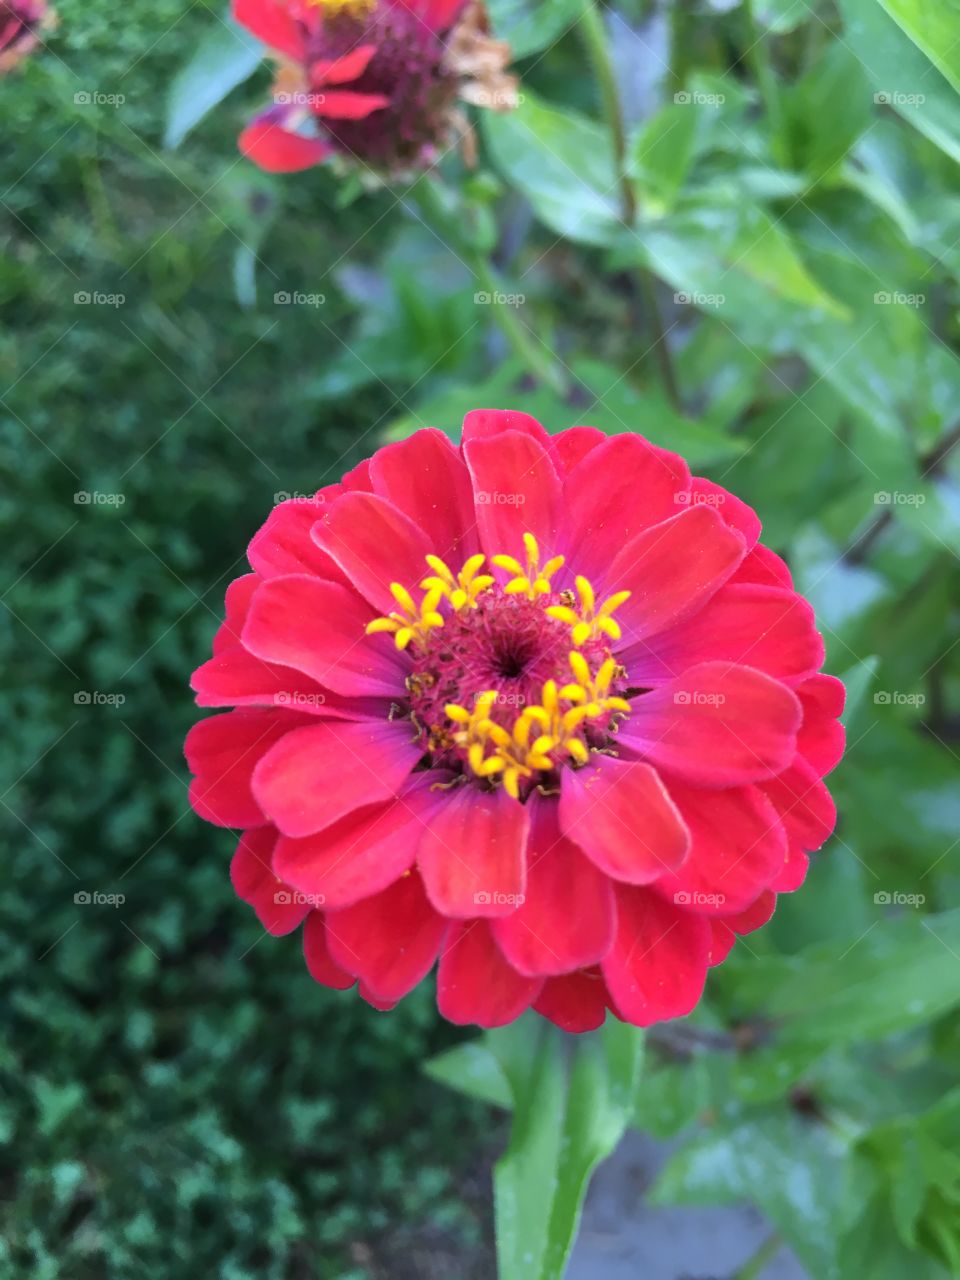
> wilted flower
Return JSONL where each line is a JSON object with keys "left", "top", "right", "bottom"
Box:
{"left": 234, "top": 0, "right": 516, "bottom": 174}
{"left": 0, "top": 0, "right": 51, "bottom": 72}
{"left": 186, "top": 411, "right": 844, "bottom": 1030}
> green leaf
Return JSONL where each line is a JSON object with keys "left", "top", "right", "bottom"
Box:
{"left": 423, "top": 1040, "right": 513, "bottom": 1110}
{"left": 490, "top": 1017, "right": 643, "bottom": 1280}
{"left": 628, "top": 101, "right": 700, "bottom": 211}
{"left": 483, "top": 93, "right": 621, "bottom": 245}
{"left": 877, "top": 0, "right": 960, "bottom": 94}
{"left": 753, "top": 0, "right": 813, "bottom": 31}
{"left": 836, "top": 0, "right": 960, "bottom": 165}
{"left": 165, "top": 15, "right": 263, "bottom": 150}
{"left": 486, "top": 0, "right": 587, "bottom": 59}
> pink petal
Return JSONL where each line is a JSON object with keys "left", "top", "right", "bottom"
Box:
{"left": 230, "top": 826, "right": 309, "bottom": 936}
{"left": 460, "top": 408, "right": 554, "bottom": 450}
{"left": 185, "top": 708, "right": 308, "bottom": 827}
{"left": 325, "top": 871, "right": 446, "bottom": 1001}
{"left": 626, "top": 584, "right": 825, "bottom": 686}
{"left": 559, "top": 758, "right": 690, "bottom": 885}
{"left": 233, "top": 0, "right": 305, "bottom": 60}
{"left": 247, "top": 495, "right": 348, "bottom": 581}
{"left": 396, "top": 0, "right": 466, "bottom": 31}
{"left": 553, "top": 425, "right": 605, "bottom": 474}
{"left": 796, "top": 675, "right": 846, "bottom": 775}
{"left": 655, "top": 781, "right": 787, "bottom": 913}
{"left": 192, "top": 644, "right": 369, "bottom": 715}
{"left": 771, "top": 846, "right": 810, "bottom": 892}
{"left": 437, "top": 921, "right": 543, "bottom": 1027}
{"left": 761, "top": 758, "right": 837, "bottom": 852}
{"left": 239, "top": 118, "right": 332, "bottom": 173}
{"left": 369, "top": 427, "right": 478, "bottom": 563}
{"left": 212, "top": 573, "right": 261, "bottom": 654}
{"left": 728, "top": 543, "right": 793, "bottom": 589}
{"left": 302, "top": 912, "right": 355, "bottom": 989}
{"left": 311, "top": 493, "right": 433, "bottom": 616}
{"left": 273, "top": 775, "right": 440, "bottom": 907}
{"left": 708, "top": 920, "right": 736, "bottom": 966}
{"left": 533, "top": 969, "right": 610, "bottom": 1032}
{"left": 720, "top": 889, "right": 777, "bottom": 934}
{"left": 241, "top": 575, "right": 409, "bottom": 698}
{"left": 688, "top": 477, "right": 761, "bottom": 548}
{"left": 418, "top": 783, "right": 529, "bottom": 918}
{"left": 617, "top": 661, "right": 802, "bottom": 786}
{"left": 251, "top": 718, "right": 422, "bottom": 838}
{"left": 563, "top": 434, "right": 690, "bottom": 581}
{"left": 609, "top": 505, "right": 746, "bottom": 647}
{"left": 313, "top": 43, "right": 376, "bottom": 84}
{"left": 465, "top": 428, "right": 563, "bottom": 565}
{"left": 491, "top": 800, "right": 615, "bottom": 976}
{"left": 602, "top": 887, "right": 713, "bottom": 1026}
{"left": 316, "top": 89, "right": 390, "bottom": 120}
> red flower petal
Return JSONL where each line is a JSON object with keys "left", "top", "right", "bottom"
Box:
{"left": 563, "top": 434, "right": 690, "bottom": 581}
{"left": 325, "top": 871, "right": 446, "bottom": 1001}
{"left": 313, "top": 43, "right": 377, "bottom": 84}
{"left": 239, "top": 119, "right": 332, "bottom": 173}
{"left": 369, "top": 427, "right": 478, "bottom": 562}
{"left": 247, "top": 495, "right": 348, "bottom": 581}
{"left": 317, "top": 89, "right": 390, "bottom": 120}
{"left": 185, "top": 708, "right": 308, "bottom": 828}
{"left": 762, "top": 757, "right": 837, "bottom": 852}
{"left": 688, "top": 478, "right": 761, "bottom": 548}
{"left": 213, "top": 573, "right": 261, "bottom": 654}
{"left": 230, "top": 826, "right": 309, "bottom": 936}
{"left": 610, "top": 506, "right": 745, "bottom": 646}
{"left": 465, "top": 428, "right": 564, "bottom": 564}
{"left": 618, "top": 661, "right": 802, "bottom": 786}
{"left": 461, "top": 408, "right": 553, "bottom": 450}
{"left": 251, "top": 718, "right": 423, "bottom": 838}
{"left": 241, "top": 575, "right": 408, "bottom": 698}
{"left": 418, "top": 783, "right": 529, "bottom": 918}
{"left": 393, "top": 0, "right": 466, "bottom": 32}
{"left": 437, "top": 921, "right": 543, "bottom": 1027}
{"left": 602, "top": 887, "right": 713, "bottom": 1026}
{"left": 708, "top": 919, "right": 736, "bottom": 966}
{"left": 303, "top": 912, "right": 355, "bottom": 990}
{"left": 553, "top": 425, "right": 604, "bottom": 473}
{"left": 491, "top": 800, "right": 615, "bottom": 976}
{"left": 627, "top": 584, "right": 825, "bottom": 686}
{"left": 273, "top": 775, "right": 440, "bottom": 907}
{"left": 720, "top": 889, "right": 777, "bottom": 934}
{"left": 559, "top": 758, "right": 690, "bottom": 885}
{"left": 533, "top": 969, "right": 610, "bottom": 1032}
{"left": 192, "top": 644, "right": 358, "bottom": 714}
{"left": 656, "top": 781, "right": 787, "bottom": 912}
{"left": 312, "top": 492, "right": 433, "bottom": 616}
{"left": 233, "top": 0, "right": 305, "bottom": 60}
{"left": 796, "top": 674, "right": 846, "bottom": 775}
{"left": 728, "top": 542, "right": 793, "bottom": 589}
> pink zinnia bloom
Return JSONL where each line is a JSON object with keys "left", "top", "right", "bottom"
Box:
{"left": 234, "top": 0, "right": 516, "bottom": 174}
{"left": 0, "top": 0, "right": 50, "bottom": 71}
{"left": 186, "top": 411, "right": 844, "bottom": 1030}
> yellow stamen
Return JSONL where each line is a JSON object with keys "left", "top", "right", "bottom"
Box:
{"left": 492, "top": 532, "right": 565, "bottom": 601}
{"left": 546, "top": 576, "right": 631, "bottom": 647}
{"left": 421, "top": 552, "right": 493, "bottom": 611}
{"left": 305, "top": 0, "right": 375, "bottom": 14}
{"left": 365, "top": 582, "right": 444, "bottom": 652}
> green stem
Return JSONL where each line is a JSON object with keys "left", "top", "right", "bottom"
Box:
{"left": 578, "top": 3, "right": 635, "bottom": 225}
{"left": 409, "top": 175, "right": 568, "bottom": 396}
{"left": 742, "top": 0, "right": 787, "bottom": 165}
{"left": 734, "top": 1232, "right": 783, "bottom": 1280}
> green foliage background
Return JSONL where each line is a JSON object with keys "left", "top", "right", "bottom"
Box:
{"left": 2, "top": 0, "right": 960, "bottom": 1276}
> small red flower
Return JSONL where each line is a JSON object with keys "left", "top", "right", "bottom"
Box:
{"left": 0, "top": 0, "right": 51, "bottom": 72}
{"left": 233, "top": 0, "right": 515, "bottom": 174}
{"left": 186, "top": 412, "right": 844, "bottom": 1030}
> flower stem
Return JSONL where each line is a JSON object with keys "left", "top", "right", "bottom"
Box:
{"left": 579, "top": 5, "right": 681, "bottom": 410}
{"left": 408, "top": 175, "right": 568, "bottom": 397}
{"left": 734, "top": 1233, "right": 783, "bottom": 1280}
{"left": 742, "top": 0, "right": 786, "bottom": 165}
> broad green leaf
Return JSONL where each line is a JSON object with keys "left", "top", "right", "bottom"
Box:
{"left": 483, "top": 94, "right": 621, "bottom": 245}
{"left": 490, "top": 1017, "right": 643, "bottom": 1280}
{"left": 877, "top": 0, "right": 960, "bottom": 94}
{"left": 487, "top": 0, "right": 587, "bottom": 59}
{"left": 782, "top": 40, "right": 873, "bottom": 178}
{"left": 165, "top": 15, "right": 263, "bottom": 150}
{"left": 628, "top": 101, "right": 700, "bottom": 211}
{"left": 836, "top": 0, "right": 960, "bottom": 165}
{"left": 423, "top": 1040, "right": 512, "bottom": 1110}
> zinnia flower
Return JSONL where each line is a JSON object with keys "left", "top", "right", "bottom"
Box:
{"left": 186, "top": 411, "right": 844, "bottom": 1031}
{"left": 0, "top": 0, "right": 51, "bottom": 72}
{"left": 234, "top": 0, "right": 516, "bottom": 174}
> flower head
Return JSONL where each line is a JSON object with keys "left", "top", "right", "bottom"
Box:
{"left": 234, "top": 0, "right": 516, "bottom": 175}
{"left": 186, "top": 411, "right": 844, "bottom": 1031}
{"left": 1, "top": 0, "right": 51, "bottom": 72}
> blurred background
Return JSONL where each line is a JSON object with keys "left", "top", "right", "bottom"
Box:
{"left": 3, "top": 0, "right": 959, "bottom": 1276}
